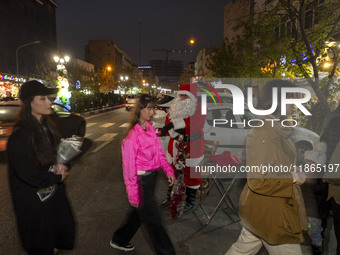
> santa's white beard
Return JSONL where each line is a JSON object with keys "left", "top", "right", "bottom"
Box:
{"left": 168, "top": 97, "right": 197, "bottom": 120}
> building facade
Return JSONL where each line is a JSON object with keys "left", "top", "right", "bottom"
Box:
{"left": 224, "top": 0, "right": 340, "bottom": 43}
{"left": 72, "top": 59, "right": 94, "bottom": 73}
{"left": 69, "top": 58, "right": 95, "bottom": 89}
{"left": 130, "top": 66, "right": 143, "bottom": 87}
{"left": 186, "top": 61, "right": 195, "bottom": 73}
{"left": 195, "top": 48, "right": 213, "bottom": 77}
{"left": 84, "top": 39, "right": 132, "bottom": 82}
{"left": 0, "top": 0, "right": 58, "bottom": 76}
{"left": 223, "top": 0, "right": 258, "bottom": 42}
{"left": 148, "top": 59, "right": 183, "bottom": 88}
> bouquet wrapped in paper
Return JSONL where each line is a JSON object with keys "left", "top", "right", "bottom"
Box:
{"left": 37, "top": 135, "right": 83, "bottom": 202}
{"left": 56, "top": 135, "right": 83, "bottom": 164}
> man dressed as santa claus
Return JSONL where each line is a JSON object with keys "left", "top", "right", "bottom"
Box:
{"left": 161, "top": 83, "right": 206, "bottom": 212}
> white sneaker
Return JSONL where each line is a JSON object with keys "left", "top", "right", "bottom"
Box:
{"left": 110, "top": 240, "right": 135, "bottom": 251}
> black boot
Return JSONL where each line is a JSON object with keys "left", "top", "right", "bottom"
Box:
{"left": 160, "top": 185, "right": 172, "bottom": 206}
{"left": 311, "top": 245, "right": 323, "bottom": 255}
{"left": 183, "top": 187, "right": 197, "bottom": 212}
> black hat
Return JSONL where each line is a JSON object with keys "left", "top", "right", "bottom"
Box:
{"left": 19, "top": 80, "right": 59, "bottom": 102}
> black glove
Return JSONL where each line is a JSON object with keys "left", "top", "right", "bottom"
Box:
{"left": 174, "top": 128, "right": 186, "bottom": 141}
{"left": 175, "top": 128, "right": 186, "bottom": 135}
{"left": 161, "top": 122, "right": 174, "bottom": 136}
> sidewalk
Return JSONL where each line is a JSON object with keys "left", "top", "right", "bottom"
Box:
{"left": 158, "top": 177, "right": 244, "bottom": 255}
{"left": 81, "top": 104, "right": 126, "bottom": 117}
{"left": 156, "top": 177, "right": 336, "bottom": 255}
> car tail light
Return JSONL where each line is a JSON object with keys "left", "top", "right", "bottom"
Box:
{"left": 0, "top": 126, "right": 13, "bottom": 137}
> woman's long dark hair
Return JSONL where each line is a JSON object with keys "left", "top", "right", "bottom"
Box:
{"left": 124, "top": 94, "right": 157, "bottom": 138}
{"left": 16, "top": 97, "right": 60, "bottom": 170}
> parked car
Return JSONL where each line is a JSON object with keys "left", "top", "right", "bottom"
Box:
{"left": 50, "top": 103, "right": 86, "bottom": 138}
{"left": 153, "top": 93, "right": 319, "bottom": 163}
{"left": 125, "top": 94, "right": 139, "bottom": 111}
{"left": 203, "top": 104, "right": 319, "bottom": 163}
{"left": 0, "top": 101, "right": 86, "bottom": 151}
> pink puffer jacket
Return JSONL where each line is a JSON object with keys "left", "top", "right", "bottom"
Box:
{"left": 122, "top": 121, "right": 175, "bottom": 205}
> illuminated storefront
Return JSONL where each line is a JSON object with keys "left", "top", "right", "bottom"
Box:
{"left": 0, "top": 73, "right": 27, "bottom": 98}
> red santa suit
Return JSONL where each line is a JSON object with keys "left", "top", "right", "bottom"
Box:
{"left": 164, "top": 83, "right": 206, "bottom": 188}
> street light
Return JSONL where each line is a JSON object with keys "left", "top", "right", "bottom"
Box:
{"left": 120, "top": 76, "right": 128, "bottom": 81}
{"left": 54, "top": 55, "right": 70, "bottom": 65}
{"left": 324, "top": 62, "right": 332, "bottom": 68}
{"left": 120, "top": 75, "right": 129, "bottom": 93}
{"left": 54, "top": 55, "right": 70, "bottom": 75}
{"left": 54, "top": 54, "right": 71, "bottom": 105}
{"left": 16, "top": 40, "right": 41, "bottom": 75}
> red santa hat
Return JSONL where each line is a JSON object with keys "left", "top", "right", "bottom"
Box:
{"left": 177, "top": 83, "right": 197, "bottom": 100}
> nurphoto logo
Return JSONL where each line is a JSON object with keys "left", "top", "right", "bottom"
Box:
{"left": 200, "top": 83, "right": 311, "bottom": 116}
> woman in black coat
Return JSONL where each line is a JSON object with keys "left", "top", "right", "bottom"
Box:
{"left": 7, "top": 80, "right": 75, "bottom": 255}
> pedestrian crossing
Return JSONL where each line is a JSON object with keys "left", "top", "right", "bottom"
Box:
{"left": 85, "top": 121, "right": 167, "bottom": 153}
{"left": 100, "top": 123, "right": 115, "bottom": 128}
{"left": 85, "top": 122, "right": 128, "bottom": 153}
{"left": 86, "top": 123, "right": 96, "bottom": 127}
{"left": 91, "top": 133, "right": 118, "bottom": 153}
{"left": 94, "top": 133, "right": 118, "bottom": 142}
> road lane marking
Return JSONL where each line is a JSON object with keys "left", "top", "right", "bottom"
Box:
{"left": 91, "top": 133, "right": 118, "bottom": 153}
{"left": 91, "top": 140, "right": 114, "bottom": 153}
{"left": 86, "top": 123, "right": 96, "bottom": 127}
{"left": 120, "top": 123, "right": 129, "bottom": 127}
{"left": 100, "top": 123, "right": 115, "bottom": 128}
{"left": 94, "top": 133, "right": 117, "bottom": 141}
{"left": 85, "top": 108, "right": 124, "bottom": 120}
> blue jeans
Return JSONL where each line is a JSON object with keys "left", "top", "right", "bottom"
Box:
{"left": 308, "top": 216, "right": 323, "bottom": 247}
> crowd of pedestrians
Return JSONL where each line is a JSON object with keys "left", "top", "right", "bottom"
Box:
{"left": 6, "top": 80, "right": 340, "bottom": 255}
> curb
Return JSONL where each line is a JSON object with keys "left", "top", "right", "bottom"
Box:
{"left": 81, "top": 104, "right": 126, "bottom": 117}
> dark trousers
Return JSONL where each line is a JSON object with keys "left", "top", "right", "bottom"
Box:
{"left": 112, "top": 172, "right": 176, "bottom": 255}
{"left": 330, "top": 198, "right": 340, "bottom": 254}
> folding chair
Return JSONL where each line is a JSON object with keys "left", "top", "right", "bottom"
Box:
{"left": 197, "top": 144, "right": 240, "bottom": 225}
{"left": 198, "top": 174, "right": 239, "bottom": 225}
{"left": 198, "top": 140, "right": 219, "bottom": 201}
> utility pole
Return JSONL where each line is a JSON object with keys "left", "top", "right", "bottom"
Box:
{"left": 16, "top": 40, "right": 41, "bottom": 75}
{"left": 138, "top": 19, "right": 142, "bottom": 66}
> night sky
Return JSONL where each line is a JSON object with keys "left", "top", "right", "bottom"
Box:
{"left": 56, "top": 0, "right": 229, "bottom": 66}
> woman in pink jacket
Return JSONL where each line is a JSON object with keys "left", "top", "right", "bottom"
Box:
{"left": 110, "top": 94, "right": 176, "bottom": 254}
